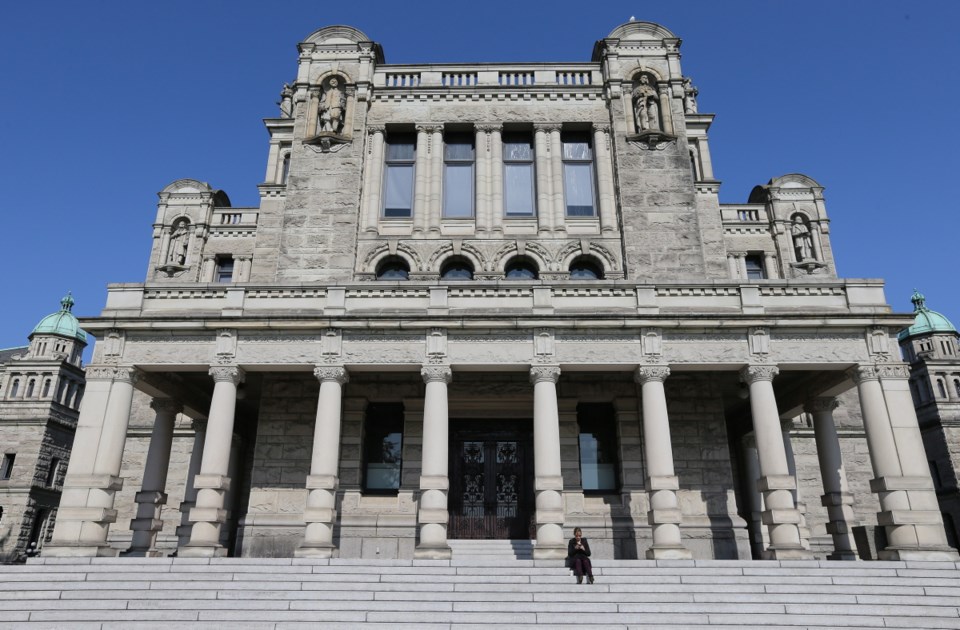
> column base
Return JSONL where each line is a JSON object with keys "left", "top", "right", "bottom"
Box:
{"left": 413, "top": 544, "right": 452, "bottom": 560}
{"left": 879, "top": 547, "right": 960, "bottom": 561}
{"left": 41, "top": 543, "right": 118, "bottom": 558}
{"left": 176, "top": 543, "right": 229, "bottom": 558}
{"left": 826, "top": 551, "right": 858, "bottom": 561}
{"left": 294, "top": 543, "right": 337, "bottom": 559}
{"left": 646, "top": 545, "right": 693, "bottom": 560}
{"left": 760, "top": 546, "right": 814, "bottom": 560}
{"left": 532, "top": 544, "right": 567, "bottom": 560}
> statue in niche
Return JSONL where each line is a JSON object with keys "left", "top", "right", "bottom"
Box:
{"left": 278, "top": 83, "right": 294, "bottom": 118}
{"left": 632, "top": 74, "right": 661, "bottom": 132}
{"left": 166, "top": 220, "right": 190, "bottom": 266}
{"left": 319, "top": 77, "right": 347, "bottom": 135}
{"left": 683, "top": 78, "right": 699, "bottom": 114}
{"left": 791, "top": 216, "right": 814, "bottom": 261}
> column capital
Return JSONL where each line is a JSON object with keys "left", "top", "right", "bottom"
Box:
{"left": 475, "top": 123, "right": 503, "bottom": 133}
{"left": 421, "top": 365, "right": 452, "bottom": 384}
{"left": 533, "top": 123, "right": 561, "bottom": 133}
{"left": 367, "top": 124, "right": 385, "bottom": 134}
{"left": 804, "top": 397, "right": 839, "bottom": 414}
{"left": 208, "top": 365, "right": 244, "bottom": 385}
{"left": 593, "top": 124, "right": 612, "bottom": 134}
{"left": 150, "top": 398, "right": 183, "bottom": 415}
{"left": 876, "top": 363, "right": 911, "bottom": 380}
{"left": 847, "top": 364, "right": 878, "bottom": 385}
{"left": 740, "top": 364, "right": 779, "bottom": 384}
{"left": 85, "top": 365, "right": 140, "bottom": 384}
{"left": 530, "top": 365, "right": 561, "bottom": 384}
{"left": 314, "top": 365, "right": 349, "bottom": 385}
{"left": 635, "top": 365, "right": 670, "bottom": 384}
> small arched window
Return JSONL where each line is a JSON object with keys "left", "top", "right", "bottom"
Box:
{"left": 569, "top": 256, "right": 604, "bottom": 280}
{"left": 504, "top": 257, "right": 539, "bottom": 280}
{"left": 10, "top": 379, "right": 20, "bottom": 398}
{"left": 376, "top": 256, "right": 410, "bottom": 280}
{"left": 440, "top": 257, "right": 474, "bottom": 280}
{"left": 954, "top": 378, "right": 960, "bottom": 398}
{"left": 25, "top": 380, "right": 35, "bottom": 398}
{"left": 41, "top": 379, "right": 51, "bottom": 398}
{"left": 937, "top": 379, "right": 947, "bottom": 399}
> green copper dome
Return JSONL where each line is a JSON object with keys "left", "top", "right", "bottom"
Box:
{"left": 898, "top": 290, "right": 957, "bottom": 342}
{"left": 30, "top": 293, "right": 87, "bottom": 344}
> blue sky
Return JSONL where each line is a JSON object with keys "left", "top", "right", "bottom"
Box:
{"left": 1, "top": 1, "right": 957, "bottom": 352}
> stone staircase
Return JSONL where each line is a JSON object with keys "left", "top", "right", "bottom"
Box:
{"left": 1, "top": 556, "right": 959, "bottom": 629}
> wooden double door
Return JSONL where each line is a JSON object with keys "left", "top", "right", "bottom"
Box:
{"left": 448, "top": 420, "right": 535, "bottom": 539}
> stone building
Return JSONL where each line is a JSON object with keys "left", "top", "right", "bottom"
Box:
{"left": 0, "top": 295, "right": 87, "bottom": 560}
{"left": 42, "top": 22, "right": 958, "bottom": 562}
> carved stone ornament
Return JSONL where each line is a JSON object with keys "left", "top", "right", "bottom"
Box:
{"left": 314, "top": 366, "right": 349, "bottom": 385}
{"left": 474, "top": 123, "right": 503, "bottom": 133}
{"left": 749, "top": 327, "right": 770, "bottom": 357}
{"left": 208, "top": 366, "right": 244, "bottom": 386}
{"left": 85, "top": 365, "right": 139, "bottom": 384}
{"left": 635, "top": 365, "right": 670, "bottom": 384}
{"left": 150, "top": 398, "right": 183, "bottom": 415}
{"left": 740, "top": 364, "right": 779, "bottom": 384}
{"left": 804, "top": 397, "right": 839, "bottom": 414}
{"left": 304, "top": 136, "right": 350, "bottom": 154}
{"left": 876, "top": 363, "right": 911, "bottom": 380}
{"left": 626, "top": 130, "right": 676, "bottom": 151}
{"left": 421, "top": 365, "right": 452, "bottom": 384}
{"left": 529, "top": 365, "right": 561, "bottom": 384}
{"left": 846, "top": 365, "right": 878, "bottom": 385}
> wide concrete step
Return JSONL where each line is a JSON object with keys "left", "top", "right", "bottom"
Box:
{"left": 0, "top": 558, "right": 958, "bottom": 629}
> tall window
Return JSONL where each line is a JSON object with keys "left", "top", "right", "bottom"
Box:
{"left": 562, "top": 132, "right": 596, "bottom": 217}
{"left": 46, "top": 457, "right": 61, "bottom": 486}
{"left": 744, "top": 254, "right": 766, "bottom": 280}
{"left": 215, "top": 256, "right": 234, "bottom": 283}
{"left": 383, "top": 134, "right": 416, "bottom": 218}
{"left": 443, "top": 133, "right": 474, "bottom": 218}
{"left": 363, "top": 403, "right": 404, "bottom": 492}
{"left": 0, "top": 454, "right": 14, "bottom": 480}
{"left": 503, "top": 133, "right": 535, "bottom": 217}
{"left": 10, "top": 379, "right": 18, "bottom": 397}
{"left": 577, "top": 404, "right": 618, "bottom": 492}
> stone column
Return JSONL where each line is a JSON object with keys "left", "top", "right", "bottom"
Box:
{"left": 811, "top": 226, "right": 824, "bottom": 261}
{"left": 806, "top": 397, "right": 858, "bottom": 560}
{"left": 593, "top": 125, "right": 617, "bottom": 233}
{"left": 429, "top": 126, "right": 444, "bottom": 233}
{"left": 363, "top": 126, "right": 386, "bottom": 232}
{"left": 45, "top": 366, "right": 138, "bottom": 557}
{"left": 533, "top": 124, "right": 553, "bottom": 232}
{"left": 764, "top": 253, "right": 779, "bottom": 279}
{"left": 780, "top": 419, "right": 811, "bottom": 550}
{"left": 530, "top": 365, "right": 566, "bottom": 559}
{"left": 658, "top": 85, "right": 673, "bottom": 134}
{"left": 635, "top": 366, "right": 691, "bottom": 559}
{"left": 179, "top": 366, "right": 243, "bottom": 558}
{"left": 489, "top": 125, "right": 504, "bottom": 235}
{"left": 740, "top": 365, "right": 812, "bottom": 559}
{"left": 727, "top": 254, "right": 739, "bottom": 279}
{"left": 474, "top": 126, "right": 490, "bottom": 233}
{"left": 415, "top": 365, "right": 452, "bottom": 559}
{"left": 737, "top": 255, "right": 748, "bottom": 280}
{"left": 176, "top": 419, "right": 206, "bottom": 547}
{"left": 850, "top": 365, "right": 959, "bottom": 560}
{"left": 413, "top": 125, "right": 430, "bottom": 233}
{"left": 549, "top": 128, "right": 566, "bottom": 233}
{"left": 296, "top": 366, "right": 348, "bottom": 558}
{"left": 123, "top": 398, "right": 181, "bottom": 556}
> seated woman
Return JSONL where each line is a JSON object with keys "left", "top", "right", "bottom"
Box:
{"left": 567, "top": 527, "right": 595, "bottom": 584}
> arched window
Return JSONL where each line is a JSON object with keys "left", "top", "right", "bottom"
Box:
{"left": 569, "top": 256, "right": 604, "bottom": 280}
{"left": 376, "top": 256, "right": 410, "bottom": 280}
{"left": 41, "top": 379, "right": 51, "bottom": 398}
{"left": 937, "top": 379, "right": 947, "bottom": 399}
{"left": 954, "top": 378, "right": 960, "bottom": 398}
{"left": 440, "top": 257, "right": 474, "bottom": 280}
{"left": 25, "top": 379, "right": 35, "bottom": 398}
{"left": 10, "top": 379, "right": 19, "bottom": 398}
{"left": 280, "top": 153, "right": 291, "bottom": 184}
{"left": 504, "top": 257, "right": 539, "bottom": 280}
{"left": 689, "top": 148, "right": 699, "bottom": 181}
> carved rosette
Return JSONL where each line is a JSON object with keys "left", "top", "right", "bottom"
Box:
{"left": 208, "top": 366, "right": 244, "bottom": 386}
{"left": 314, "top": 366, "right": 349, "bottom": 385}
{"left": 421, "top": 365, "right": 452, "bottom": 384}
{"left": 847, "top": 365, "right": 878, "bottom": 385}
{"left": 150, "top": 398, "right": 183, "bottom": 415}
{"left": 804, "top": 397, "right": 839, "bottom": 414}
{"left": 740, "top": 364, "right": 779, "bottom": 384}
{"left": 634, "top": 365, "right": 670, "bottom": 384}
{"left": 876, "top": 363, "right": 910, "bottom": 380}
{"left": 529, "top": 365, "right": 561, "bottom": 385}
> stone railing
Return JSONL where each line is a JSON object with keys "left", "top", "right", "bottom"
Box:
{"left": 720, "top": 205, "right": 768, "bottom": 224}
{"left": 97, "top": 280, "right": 891, "bottom": 320}
{"left": 211, "top": 208, "right": 259, "bottom": 229}
{"left": 377, "top": 64, "right": 601, "bottom": 89}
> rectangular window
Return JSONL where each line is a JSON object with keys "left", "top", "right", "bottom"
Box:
{"left": 503, "top": 134, "right": 535, "bottom": 217}
{"left": 577, "top": 404, "right": 618, "bottom": 492}
{"left": 363, "top": 403, "right": 404, "bottom": 493}
{"left": 215, "top": 256, "right": 234, "bottom": 283}
{"left": 383, "top": 134, "right": 416, "bottom": 218}
{"left": 744, "top": 254, "right": 766, "bottom": 279}
{"left": 0, "top": 454, "right": 14, "bottom": 480}
{"left": 562, "top": 132, "right": 596, "bottom": 217}
{"left": 443, "top": 133, "right": 474, "bottom": 218}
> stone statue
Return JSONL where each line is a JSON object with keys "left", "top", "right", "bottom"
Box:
{"left": 167, "top": 220, "right": 189, "bottom": 265}
{"left": 632, "top": 74, "right": 660, "bottom": 132}
{"left": 791, "top": 217, "right": 814, "bottom": 261}
{"left": 278, "top": 83, "right": 294, "bottom": 118}
{"left": 683, "top": 78, "right": 699, "bottom": 114}
{"left": 319, "top": 78, "right": 347, "bottom": 135}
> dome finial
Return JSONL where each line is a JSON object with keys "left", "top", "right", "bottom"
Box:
{"left": 60, "top": 292, "right": 75, "bottom": 312}
{"left": 911, "top": 288, "right": 926, "bottom": 312}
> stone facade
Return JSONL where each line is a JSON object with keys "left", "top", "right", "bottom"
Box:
{"left": 39, "top": 22, "right": 959, "bottom": 562}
